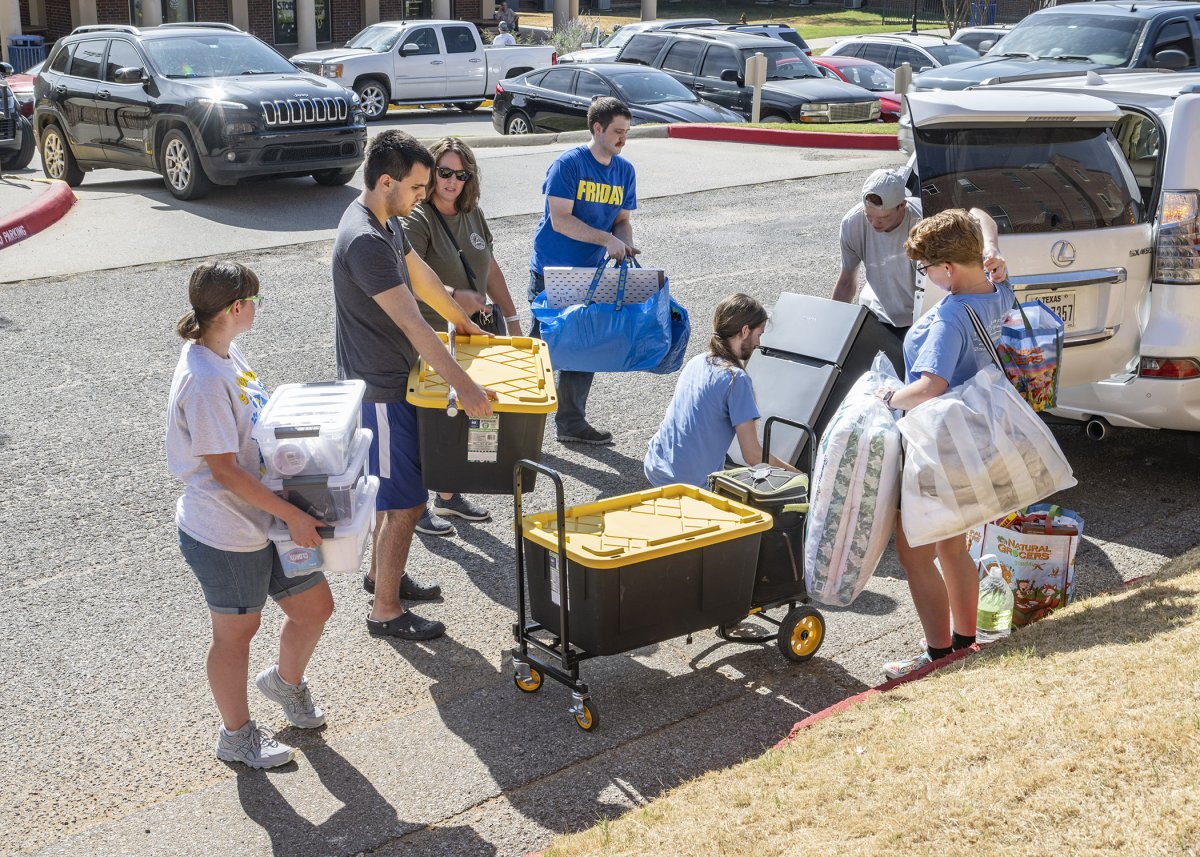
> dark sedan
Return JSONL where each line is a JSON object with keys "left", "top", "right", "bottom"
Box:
{"left": 492, "top": 63, "right": 743, "bottom": 135}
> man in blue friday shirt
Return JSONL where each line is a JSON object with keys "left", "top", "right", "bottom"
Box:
{"left": 529, "top": 97, "right": 638, "bottom": 445}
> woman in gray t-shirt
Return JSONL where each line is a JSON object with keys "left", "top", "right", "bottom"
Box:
{"left": 167, "top": 261, "right": 333, "bottom": 769}
{"left": 400, "top": 137, "right": 522, "bottom": 534}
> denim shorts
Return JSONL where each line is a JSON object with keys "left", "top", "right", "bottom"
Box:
{"left": 178, "top": 529, "right": 326, "bottom": 615}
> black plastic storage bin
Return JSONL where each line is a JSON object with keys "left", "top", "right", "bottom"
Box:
{"left": 407, "top": 335, "right": 557, "bottom": 494}
{"left": 520, "top": 485, "right": 771, "bottom": 656}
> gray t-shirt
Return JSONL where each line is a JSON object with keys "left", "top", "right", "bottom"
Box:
{"left": 839, "top": 197, "right": 923, "bottom": 327}
{"left": 332, "top": 199, "right": 417, "bottom": 403}
{"left": 401, "top": 202, "right": 494, "bottom": 329}
{"left": 167, "top": 341, "right": 273, "bottom": 551}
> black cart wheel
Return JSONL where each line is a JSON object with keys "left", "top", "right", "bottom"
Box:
{"left": 777, "top": 605, "right": 825, "bottom": 662}
{"left": 573, "top": 700, "right": 598, "bottom": 731}
{"left": 513, "top": 665, "right": 543, "bottom": 693}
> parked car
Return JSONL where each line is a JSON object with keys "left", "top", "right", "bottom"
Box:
{"left": 0, "top": 65, "right": 35, "bottom": 169}
{"left": 557, "top": 18, "right": 719, "bottom": 64}
{"left": 811, "top": 55, "right": 900, "bottom": 120}
{"left": 906, "top": 73, "right": 1200, "bottom": 439}
{"left": 698, "top": 23, "right": 811, "bottom": 55}
{"left": 292, "top": 20, "right": 557, "bottom": 120}
{"left": 949, "top": 25, "right": 1012, "bottom": 54}
{"left": 34, "top": 23, "right": 367, "bottom": 199}
{"left": 492, "top": 63, "right": 743, "bottom": 134}
{"left": 5, "top": 58, "right": 43, "bottom": 117}
{"left": 912, "top": 1, "right": 1200, "bottom": 91}
{"left": 823, "top": 33, "right": 980, "bottom": 72}
{"left": 616, "top": 29, "right": 879, "bottom": 123}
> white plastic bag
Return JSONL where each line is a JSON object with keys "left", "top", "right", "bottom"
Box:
{"left": 803, "top": 354, "right": 902, "bottom": 607}
{"left": 897, "top": 363, "right": 1076, "bottom": 547}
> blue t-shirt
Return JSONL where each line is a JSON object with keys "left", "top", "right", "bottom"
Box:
{"left": 904, "top": 280, "right": 1015, "bottom": 388}
{"left": 644, "top": 354, "right": 761, "bottom": 488}
{"left": 529, "top": 145, "right": 637, "bottom": 275}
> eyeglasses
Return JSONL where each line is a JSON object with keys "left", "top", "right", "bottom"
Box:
{"left": 227, "top": 295, "right": 264, "bottom": 313}
{"left": 436, "top": 166, "right": 473, "bottom": 182}
{"left": 913, "top": 261, "right": 940, "bottom": 276}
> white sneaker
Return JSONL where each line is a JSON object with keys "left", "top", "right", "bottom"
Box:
{"left": 882, "top": 651, "right": 933, "bottom": 681}
{"left": 216, "top": 720, "right": 296, "bottom": 768}
{"left": 255, "top": 664, "right": 326, "bottom": 728}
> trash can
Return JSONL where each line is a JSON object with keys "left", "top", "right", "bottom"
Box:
{"left": 729, "top": 293, "right": 896, "bottom": 468}
{"left": 8, "top": 36, "right": 46, "bottom": 73}
{"left": 520, "top": 484, "right": 771, "bottom": 655}
{"left": 407, "top": 334, "right": 557, "bottom": 494}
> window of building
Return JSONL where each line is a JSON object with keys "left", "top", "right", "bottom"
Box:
{"left": 129, "top": 0, "right": 197, "bottom": 27}
{"left": 273, "top": 0, "right": 332, "bottom": 45}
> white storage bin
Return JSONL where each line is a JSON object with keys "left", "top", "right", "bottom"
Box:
{"left": 270, "top": 476, "right": 379, "bottom": 577}
{"left": 254, "top": 379, "right": 365, "bottom": 478}
{"left": 263, "top": 428, "right": 372, "bottom": 523}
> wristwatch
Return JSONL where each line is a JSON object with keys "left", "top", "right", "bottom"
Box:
{"left": 883, "top": 389, "right": 896, "bottom": 408}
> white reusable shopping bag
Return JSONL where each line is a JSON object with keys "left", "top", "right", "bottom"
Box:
{"left": 896, "top": 308, "right": 1076, "bottom": 548}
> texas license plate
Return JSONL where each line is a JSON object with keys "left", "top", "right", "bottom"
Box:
{"left": 1028, "top": 290, "right": 1076, "bottom": 330}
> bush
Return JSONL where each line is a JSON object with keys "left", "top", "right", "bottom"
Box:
{"left": 541, "top": 17, "right": 606, "bottom": 55}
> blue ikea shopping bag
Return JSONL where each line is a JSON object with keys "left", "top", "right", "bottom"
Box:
{"left": 532, "top": 259, "right": 672, "bottom": 373}
{"left": 651, "top": 297, "right": 690, "bottom": 375}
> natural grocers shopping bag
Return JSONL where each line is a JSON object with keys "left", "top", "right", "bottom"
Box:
{"left": 966, "top": 504, "right": 1084, "bottom": 627}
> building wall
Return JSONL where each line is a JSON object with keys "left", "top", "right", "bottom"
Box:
{"left": 246, "top": 0, "right": 272, "bottom": 42}
{"left": 457, "top": 0, "right": 479, "bottom": 19}
{"left": 197, "top": 0, "right": 230, "bottom": 22}
{"left": 331, "top": 0, "right": 358, "bottom": 43}
{"left": 44, "top": 0, "right": 73, "bottom": 40}
{"left": 19, "top": 0, "right": 31, "bottom": 27}
{"left": 96, "top": 0, "right": 130, "bottom": 23}
{"left": 379, "top": 0, "right": 401, "bottom": 21}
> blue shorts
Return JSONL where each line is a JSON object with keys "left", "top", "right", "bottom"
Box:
{"left": 178, "top": 529, "right": 326, "bottom": 615}
{"left": 361, "top": 399, "right": 427, "bottom": 511}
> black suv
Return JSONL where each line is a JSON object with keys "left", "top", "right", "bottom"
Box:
{"left": 0, "top": 64, "right": 35, "bottom": 170}
{"left": 34, "top": 23, "right": 367, "bottom": 200}
{"left": 616, "top": 29, "right": 879, "bottom": 123}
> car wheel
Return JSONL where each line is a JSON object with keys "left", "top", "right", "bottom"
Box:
{"left": 2, "top": 115, "right": 36, "bottom": 170}
{"left": 355, "top": 79, "right": 389, "bottom": 121}
{"left": 505, "top": 110, "right": 533, "bottom": 135}
{"left": 159, "top": 129, "right": 212, "bottom": 201}
{"left": 457, "top": 101, "right": 482, "bottom": 113}
{"left": 761, "top": 113, "right": 789, "bottom": 124}
{"left": 312, "top": 168, "right": 357, "bottom": 187}
{"left": 39, "top": 123, "right": 84, "bottom": 186}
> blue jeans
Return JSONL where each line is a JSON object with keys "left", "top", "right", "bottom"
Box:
{"left": 529, "top": 270, "right": 595, "bottom": 434}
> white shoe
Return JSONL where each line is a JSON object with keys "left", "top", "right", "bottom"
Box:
{"left": 216, "top": 720, "right": 296, "bottom": 768}
{"left": 255, "top": 664, "right": 326, "bottom": 728}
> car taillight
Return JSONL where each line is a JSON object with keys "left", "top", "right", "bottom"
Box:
{"left": 495, "top": 82, "right": 504, "bottom": 96}
{"left": 1153, "top": 190, "right": 1200, "bottom": 284}
{"left": 551, "top": 51, "right": 557, "bottom": 64}
{"left": 1139, "top": 357, "right": 1200, "bottom": 379}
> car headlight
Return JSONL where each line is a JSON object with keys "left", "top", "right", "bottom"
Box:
{"left": 319, "top": 63, "right": 343, "bottom": 79}
{"left": 224, "top": 121, "right": 257, "bottom": 137}
{"left": 800, "top": 102, "right": 829, "bottom": 112}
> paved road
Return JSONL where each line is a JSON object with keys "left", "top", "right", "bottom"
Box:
{"left": 4, "top": 156, "right": 1199, "bottom": 857}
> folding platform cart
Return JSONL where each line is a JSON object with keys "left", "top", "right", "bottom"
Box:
{"left": 509, "top": 417, "right": 826, "bottom": 732}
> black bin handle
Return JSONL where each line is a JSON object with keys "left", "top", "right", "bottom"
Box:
{"left": 762, "top": 415, "right": 816, "bottom": 477}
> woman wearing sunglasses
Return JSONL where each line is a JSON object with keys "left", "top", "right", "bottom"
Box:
{"left": 874, "top": 208, "right": 1010, "bottom": 680}
{"left": 399, "top": 136, "right": 522, "bottom": 535}
{"left": 167, "top": 261, "right": 334, "bottom": 768}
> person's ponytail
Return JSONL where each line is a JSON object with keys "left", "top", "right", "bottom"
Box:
{"left": 176, "top": 309, "right": 202, "bottom": 340}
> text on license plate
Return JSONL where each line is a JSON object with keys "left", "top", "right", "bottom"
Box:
{"left": 1027, "top": 290, "right": 1075, "bottom": 330}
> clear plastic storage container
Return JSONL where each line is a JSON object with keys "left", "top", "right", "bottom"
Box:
{"left": 253, "top": 380, "right": 365, "bottom": 478}
{"left": 270, "top": 477, "right": 379, "bottom": 577}
{"left": 262, "top": 428, "right": 372, "bottom": 523}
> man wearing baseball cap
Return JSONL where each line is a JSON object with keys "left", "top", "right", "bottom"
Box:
{"left": 831, "top": 168, "right": 923, "bottom": 370}
{"left": 494, "top": 20, "right": 516, "bottom": 46}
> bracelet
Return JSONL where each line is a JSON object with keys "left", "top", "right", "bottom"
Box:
{"left": 504, "top": 315, "right": 520, "bottom": 323}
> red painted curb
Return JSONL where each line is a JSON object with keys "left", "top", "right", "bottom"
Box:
{"left": 667, "top": 123, "right": 899, "bottom": 150}
{"left": 0, "top": 180, "right": 76, "bottom": 251}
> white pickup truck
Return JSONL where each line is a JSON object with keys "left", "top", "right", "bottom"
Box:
{"left": 906, "top": 72, "right": 1200, "bottom": 445}
{"left": 292, "top": 20, "right": 557, "bottom": 120}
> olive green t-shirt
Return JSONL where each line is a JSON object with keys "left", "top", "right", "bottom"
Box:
{"left": 400, "top": 202, "right": 495, "bottom": 329}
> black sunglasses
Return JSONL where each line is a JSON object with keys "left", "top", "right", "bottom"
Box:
{"left": 436, "top": 166, "right": 473, "bottom": 182}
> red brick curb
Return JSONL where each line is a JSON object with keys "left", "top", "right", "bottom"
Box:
{"left": 667, "top": 123, "right": 899, "bottom": 150}
{"left": 0, "top": 180, "right": 76, "bottom": 251}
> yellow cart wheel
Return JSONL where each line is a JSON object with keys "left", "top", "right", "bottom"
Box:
{"left": 513, "top": 665, "right": 543, "bottom": 693}
{"left": 777, "top": 606, "right": 825, "bottom": 662}
{"left": 573, "top": 700, "right": 598, "bottom": 732}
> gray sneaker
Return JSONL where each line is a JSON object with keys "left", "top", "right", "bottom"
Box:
{"left": 216, "top": 720, "right": 296, "bottom": 769}
{"left": 431, "top": 493, "right": 492, "bottom": 522}
{"left": 255, "top": 664, "right": 326, "bottom": 729}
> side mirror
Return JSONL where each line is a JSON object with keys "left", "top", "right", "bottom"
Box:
{"left": 719, "top": 68, "right": 743, "bottom": 85}
{"left": 1155, "top": 48, "right": 1189, "bottom": 70}
{"left": 400, "top": 43, "right": 420, "bottom": 57}
{"left": 0, "top": 62, "right": 12, "bottom": 77}
{"left": 114, "top": 66, "right": 146, "bottom": 84}
{"left": 978, "top": 39, "right": 995, "bottom": 52}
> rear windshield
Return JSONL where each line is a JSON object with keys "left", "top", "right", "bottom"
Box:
{"left": 915, "top": 126, "right": 1145, "bottom": 233}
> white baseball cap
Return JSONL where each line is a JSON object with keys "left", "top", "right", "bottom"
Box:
{"left": 861, "top": 168, "right": 907, "bottom": 209}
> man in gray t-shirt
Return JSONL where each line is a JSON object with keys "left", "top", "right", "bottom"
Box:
{"left": 332, "top": 129, "right": 495, "bottom": 642}
{"left": 833, "top": 168, "right": 923, "bottom": 372}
